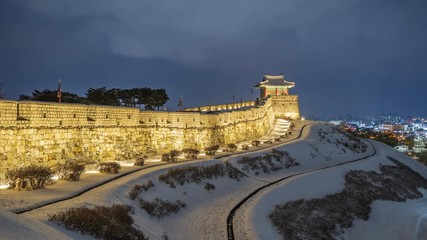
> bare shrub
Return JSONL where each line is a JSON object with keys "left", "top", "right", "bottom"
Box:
{"left": 251, "top": 140, "right": 260, "bottom": 147}
{"left": 204, "top": 145, "right": 219, "bottom": 156}
{"left": 129, "top": 180, "right": 155, "bottom": 200}
{"left": 139, "top": 198, "right": 186, "bottom": 219}
{"left": 318, "top": 127, "right": 368, "bottom": 153}
{"left": 224, "top": 143, "right": 237, "bottom": 152}
{"left": 158, "top": 163, "right": 243, "bottom": 188}
{"left": 134, "top": 156, "right": 147, "bottom": 166}
{"left": 237, "top": 149, "right": 299, "bottom": 174}
{"left": 98, "top": 162, "right": 121, "bottom": 174}
{"left": 6, "top": 165, "right": 53, "bottom": 190}
{"left": 240, "top": 144, "right": 249, "bottom": 150}
{"left": 53, "top": 161, "right": 85, "bottom": 181}
{"left": 49, "top": 204, "right": 147, "bottom": 240}
{"left": 162, "top": 150, "right": 180, "bottom": 163}
{"left": 204, "top": 182, "right": 215, "bottom": 191}
{"left": 182, "top": 148, "right": 200, "bottom": 159}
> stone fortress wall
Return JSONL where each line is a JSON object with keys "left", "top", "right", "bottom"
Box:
{"left": 0, "top": 95, "right": 299, "bottom": 176}
{"left": 183, "top": 100, "right": 256, "bottom": 112}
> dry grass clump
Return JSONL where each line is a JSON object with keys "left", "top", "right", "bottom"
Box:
{"left": 129, "top": 180, "right": 155, "bottom": 200}
{"left": 49, "top": 204, "right": 147, "bottom": 240}
{"left": 158, "top": 163, "right": 243, "bottom": 188}
{"left": 237, "top": 148, "right": 299, "bottom": 175}
{"left": 139, "top": 198, "right": 186, "bottom": 219}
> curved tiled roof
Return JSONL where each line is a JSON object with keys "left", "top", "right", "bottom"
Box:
{"left": 254, "top": 75, "right": 295, "bottom": 87}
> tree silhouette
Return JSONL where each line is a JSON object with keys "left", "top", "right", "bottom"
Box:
{"left": 86, "top": 87, "right": 120, "bottom": 105}
{"left": 19, "top": 89, "right": 86, "bottom": 103}
{"left": 19, "top": 86, "right": 169, "bottom": 108}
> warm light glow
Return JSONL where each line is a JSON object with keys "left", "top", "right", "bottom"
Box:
{"left": 146, "top": 158, "right": 161, "bottom": 163}
{"left": 51, "top": 175, "right": 59, "bottom": 181}
{"left": 85, "top": 170, "right": 100, "bottom": 174}
{"left": 118, "top": 161, "right": 134, "bottom": 167}
{"left": 301, "top": 117, "right": 306, "bottom": 121}
{"left": 198, "top": 153, "right": 206, "bottom": 156}
{"left": 0, "top": 184, "right": 9, "bottom": 189}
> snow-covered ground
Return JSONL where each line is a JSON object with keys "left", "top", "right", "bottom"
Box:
{"left": 1, "top": 121, "right": 426, "bottom": 240}
{"left": 234, "top": 140, "right": 427, "bottom": 240}
{"left": 20, "top": 160, "right": 264, "bottom": 239}
{"left": 227, "top": 123, "right": 374, "bottom": 182}
{"left": 342, "top": 190, "right": 427, "bottom": 240}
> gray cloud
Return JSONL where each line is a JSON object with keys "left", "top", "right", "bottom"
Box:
{"left": 2, "top": 0, "right": 426, "bottom": 117}
{"left": 25, "top": 0, "right": 348, "bottom": 64}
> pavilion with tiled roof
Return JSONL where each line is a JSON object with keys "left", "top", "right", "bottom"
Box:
{"left": 254, "top": 74, "right": 295, "bottom": 99}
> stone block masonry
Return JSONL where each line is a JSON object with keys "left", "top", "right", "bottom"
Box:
{"left": 0, "top": 95, "right": 299, "bottom": 177}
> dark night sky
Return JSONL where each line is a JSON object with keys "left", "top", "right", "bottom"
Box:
{"left": 1, "top": 0, "right": 426, "bottom": 118}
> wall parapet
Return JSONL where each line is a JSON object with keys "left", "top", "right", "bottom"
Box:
{"left": 0, "top": 97, "right": 281, "bottom": 129}
{"left": 184, "top": 100, "right": 256, "bottom": 112}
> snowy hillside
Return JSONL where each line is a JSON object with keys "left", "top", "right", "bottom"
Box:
{"left": 1, "top": 121, "right": 426, "bottom": 240}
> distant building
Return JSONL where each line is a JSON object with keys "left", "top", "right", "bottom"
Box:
{"left": 380, "top": 124, "right": 403, "bottom": 132}
{"left": 254, "top": 75, "right": 295, "bottom": 99}
{"left": 394, "top": 145, "right": 408, "bottom": 153}
{"left": 413, "top": 121, "right": 423, "bottom": 130}
{"left": 414, "top": 137, "right": 427, "bottom": 153}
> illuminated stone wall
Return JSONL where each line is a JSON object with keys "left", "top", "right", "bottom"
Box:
{"left": 0, "top": 95, "right": 298, "bottom": 176}
{"left": 184, "top": 100, "right": 256, "bottom": 112}
{"left": 270, "top": 95, "right": 300, "bottom": 119}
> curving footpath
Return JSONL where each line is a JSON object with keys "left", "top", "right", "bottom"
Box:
{"left": 226, "top": 139, "right": 377, "bottom": 240}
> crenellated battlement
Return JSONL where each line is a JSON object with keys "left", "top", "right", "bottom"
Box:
{"left": 183, "top": 100, "right": 256, "bottom": 113}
